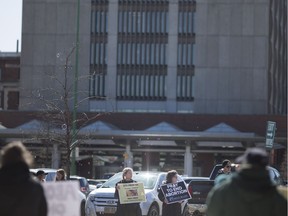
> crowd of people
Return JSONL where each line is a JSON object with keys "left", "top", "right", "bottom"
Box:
{"left": 0, "top": 141, "right": 287, "bottom": 216}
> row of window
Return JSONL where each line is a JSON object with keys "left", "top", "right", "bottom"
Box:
{"left": 91, "top": 10, "right": 194, "bottom": 34}
{"left": 118, "top": 11, "right": 168, "bottom": 34}
{"left": 90, "top": 43, "right": 107, "bottom": 65}
{"left": 177, "top": 43, "right": 194, "bottom": 66}
{"left": 178, "top": 11, "right": 194, "bottom": 34}
{"left": 89, "top": 74, "right": 106, "bottom": 98}
{"left": 91, "top": 10, "right": 108, "bottom": 34}
{"left": 117, "top": 43, "right": 167, "bottom": 65}
{"left": 117, "top": 73, "right": 166, "bottom": 99}
{"left": 90, "top": 42, "right": 194, "bottom": 67}
{"left": 119, "top": 0, "right": 169, "bottom": 3}
{"left": 89, "top": 72, "right": 194, "bottom": 101}
{"left": 177, "top": 73, "right": 193, "bottom": 100}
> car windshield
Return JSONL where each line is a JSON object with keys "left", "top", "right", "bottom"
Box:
{"left": 101, "top": 172, "right": 159, "bottom": 189}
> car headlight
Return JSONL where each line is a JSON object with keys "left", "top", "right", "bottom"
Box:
{"left": 85, "top": 195, "right": 96, "bottom": 216}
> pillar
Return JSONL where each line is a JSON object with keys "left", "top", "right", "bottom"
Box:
{"left": 125, "top": 142, "right": 133, "bottom": 168}
{"left": 184, "top": 144, "right": 193, "bottom": 176}
{"left": 51, "top": 143, "right": 60, "bottom": 169}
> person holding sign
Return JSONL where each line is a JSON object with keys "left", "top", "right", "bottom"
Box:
{"left": 114, "top": 167, "right": 142, "bottom": 216}
{"left": 158, "top": 170, "right": 182, "bottom": 216}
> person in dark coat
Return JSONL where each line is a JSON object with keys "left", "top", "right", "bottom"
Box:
{"left": 114, "top": 167, "right": 142, "bottom": 216}
{"left": 158, "top": 170, "right": 182, "bottom": 216}
{"left": 206, "top": 148, "right": 287, "bottom": 216}
{"left": 0, "top": 141, "right": 47, "bottom": 216}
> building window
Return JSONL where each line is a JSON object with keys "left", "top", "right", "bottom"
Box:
{"left": 117, "top": 43, "right": 167, "bottom": 66}
{"left": 177, "top": 2, "right": 195, "bottom": 101}
{"left": 116, "top": 68, "right": 166, "bottom": 100}
{"left": 90, "top": 1, "right": 108, "bottom": 99}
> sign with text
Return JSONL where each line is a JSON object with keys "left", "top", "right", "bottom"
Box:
{"left": 118, "top": 182, "right": 146, "bottom": 204}
{"left": 266, "top": 121, "right": 276, "bottom": 149}
{"left": 43, "top": 181, "right": 80, "bottom": 216}
{"left": 160, "top": 181, "right": 191, "bottom": 204}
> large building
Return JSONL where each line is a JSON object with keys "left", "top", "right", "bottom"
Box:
{"left": 20, "top": 0, "right": 287, "bottom": 114}
{"left": 1, "top": 0, "right": 286, "bottom": 178}
{"left": 0, "top": 52, "right": 20, "bottom": 110}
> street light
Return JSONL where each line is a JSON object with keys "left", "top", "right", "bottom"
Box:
{"left": 71, "top": 0, "right": 81, "bottom": 176}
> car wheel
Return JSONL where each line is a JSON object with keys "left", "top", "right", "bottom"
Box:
{"left": 148, "top": 204, "right": 159, "bottom": 216}
{"left": 81, "top": 201, "right": 85, "bottom": 216}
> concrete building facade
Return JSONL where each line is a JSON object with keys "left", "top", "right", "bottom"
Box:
{"left": 20, "top": 0, "right": 276, "bottom": 114}
{"left": 16, "top": 0, "right": 287, "bottom": 177}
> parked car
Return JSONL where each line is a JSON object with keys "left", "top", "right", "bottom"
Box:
{"left": 85, "top": 171, "right": 187, "bottom": 216}
{"left": 87, "top": 179, "right": 107, "bottom": 192}
{"left": 102, "top": 173, "right": 115, "bottom": 179}
{"left": 30, "top": 168, "right": 86, "bottom": 216}
{"left": 69, "top": 175, "right": 90, "bottom": 197}
{"left": 184, "top": 164, "right": 284, "bottom": 216}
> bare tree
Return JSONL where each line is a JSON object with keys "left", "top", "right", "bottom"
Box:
{"left": 29, "top": 47, "right": 103, "bottom": 178}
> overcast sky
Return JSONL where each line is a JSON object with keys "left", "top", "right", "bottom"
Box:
{"left": 0, "top": 0, "right": 22, "bottom": 52}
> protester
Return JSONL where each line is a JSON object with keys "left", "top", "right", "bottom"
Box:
{"left": 214, "top": 159, "right": 232, "bottom": 186}
{"left": 114, "top": 167, "right": 142, "bottom": 216}
{"left": 206, "top": 148, "right": 287, "bottom": 216}
{"left": 216, "top": 159, "right": 231, "bottom": 177}
{"left": 55, "top": 169, "right": 66, "bottom": 181}
{"left": 36, "top": 170, "right": 48, "bottom": 182}
{"left": 0, "top": 141, "right": 47, "bottom": 216}
{"left": 158, "top": 170, "right": 182, "bottom": 216}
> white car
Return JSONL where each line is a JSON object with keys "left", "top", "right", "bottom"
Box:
{"left": 30, "top": 168, "right": 86, "bottom": 216}
{"left": 85, "top": 171, "right": 187, "bottom": 216}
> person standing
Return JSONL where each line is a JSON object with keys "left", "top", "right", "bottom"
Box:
{"left": 0, "top": 141, "right": 47, "bottom": 216}
{"left": 214, "top": 159, "right": 232, "bottom": 186}
{"left": 158, "top": 170, "right": 182, "bottom": 216}
{"left": 114, "top": 167, "right": 142, "bottom": 216}
{"left": 55, "top": 169, "right": 66, "bottom": 181}
{"left": 206, "top": 148, "right": 287, "bottom": 216}
{"left": 216, "top": 159, "right": 231, "bottom": 177}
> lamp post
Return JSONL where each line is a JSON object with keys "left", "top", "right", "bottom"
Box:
{"left": 70, "top": 0, "right": 81, "bottom": 176}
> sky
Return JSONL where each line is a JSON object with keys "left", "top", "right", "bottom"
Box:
{"left": 0, "top": 0, "right": 22, "bottom": 52}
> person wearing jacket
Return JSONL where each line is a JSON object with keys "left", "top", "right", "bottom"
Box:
{"left": 0, "top": 141, "right": 47, "bottom": 216}
{"left": 206, "top": 148, "right": 287, "bottom": 216}
{"left": 114, "top": 167, "right": 142, "bottom": 216}
{"left": 158, "top": 170, "right": 182, "bottom": 216}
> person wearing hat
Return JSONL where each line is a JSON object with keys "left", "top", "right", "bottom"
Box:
{"left": 206, "top": 148, "right": 287, "bottom": 216}
{"left": 36, "top": 170, "right": 48, "bottom": 182}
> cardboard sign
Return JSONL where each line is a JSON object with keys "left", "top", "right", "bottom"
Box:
{"left": 118, "top": 182, "right": 146, "bottom": 204}
{"left": 43, "top": 181, "right": 80, "bottom": 216}
{"left": 160, "top": 181, "right": 191, "bottom": 204}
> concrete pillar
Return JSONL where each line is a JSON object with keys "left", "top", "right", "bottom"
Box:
{"left": 166, "top": 0, "right": 179, "bottom": 112}
{"left": 51, "top": 143, "right": 60, "bottom": 169}
{"left": 184, "top": 144, "right": 193, "bottom": 176}
{"left": 125, "top": 142, "right": 133, "bottom": 168}
{"left": 105, "top": 0, "right": 118, "bottom": 111}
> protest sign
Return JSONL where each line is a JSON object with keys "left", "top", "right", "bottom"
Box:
{"left": 118, "top": 182, "right": 146, "bottom": 204}
{"left": 43, "top": 181, "right": 80, "bottom": 216}
{"left": 160, "top": 181, "right": 191, "bottom": 204}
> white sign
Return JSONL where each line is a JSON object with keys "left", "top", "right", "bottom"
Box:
{"left": 266, "top": 121, "right": 276, "bottom": 149}
{"left": 43, "top": 181, "right": 80, "bottom": 216}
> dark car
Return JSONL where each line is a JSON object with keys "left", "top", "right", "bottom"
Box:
{"left": 184, "top": 164, "right": 284, "bottom": 216}
{"left": 69, "top": 175, "right": 90, "bottom": 197}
